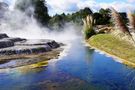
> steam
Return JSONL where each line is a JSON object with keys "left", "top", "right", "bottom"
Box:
{"left": 0, "top": 3, "right": 81, "bottom": 43}
{"left": 0, "top": 1, "right": 83, "bottom": 63}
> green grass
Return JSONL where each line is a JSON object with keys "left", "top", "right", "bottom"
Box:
{"left": 88, "top": 34, "right": 135, "bottom": 64}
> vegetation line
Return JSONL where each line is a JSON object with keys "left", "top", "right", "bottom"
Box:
{"left": 88, "top": 34, "right": 135, "bottom": 68}
{"left": 89, "top": 43, "right": 135, "bottom": 68}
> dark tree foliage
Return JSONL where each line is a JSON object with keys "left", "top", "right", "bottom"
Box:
{"left": 48, "top": 7, "right": 93, "bottom": 29}
{"left": 79, "top": 7, "right": 93, "bottom": 18}
{"left": 15, "top": 0, "right": 50, "bottom": 26}
{"left": 93, "top": 13, "right": 103, "bottom": 25}
{"left": 49, "top": 14, "right": 65, "bottom": 30}
{"left": 119, "top": 12, "right": 128, "bottom": 24}
{"left": 85, "top": 28, "right": 96, "bottom": 39}
{"left": 34, "top": 0, "right": 50, "bottom": 26}
{"left": 93, "top": 8, "right": 111, "bottom": 25}
{"left": 71, "top": 7, "right": 93, "bottom": 24}
{"left": 14, "top": 1, "right": 128, "bottom": 29}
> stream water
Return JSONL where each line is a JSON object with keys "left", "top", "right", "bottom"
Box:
{"left": 0, "top": 38, "right": 135, "bottom": 90}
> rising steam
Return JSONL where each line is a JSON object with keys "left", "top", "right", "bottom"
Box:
{"left": 0, "top": 1, "right": 81, "bottom": 43}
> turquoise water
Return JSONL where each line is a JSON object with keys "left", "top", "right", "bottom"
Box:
{"left": 0, "top": 39, "right": 135, "bottom": 90}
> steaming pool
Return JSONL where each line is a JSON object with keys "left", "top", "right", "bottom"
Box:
{"left": 0, "top": 38, "right": 135, "bottom": 90}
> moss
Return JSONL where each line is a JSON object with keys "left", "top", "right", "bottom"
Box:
{"left": 88, "top": 34, "right": 135, "bottom": 65}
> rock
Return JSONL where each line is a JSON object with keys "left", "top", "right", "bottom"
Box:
{"left": 0, "top": 33, "right": 61, "bottom": 55}
{"left": 0, "top": 40, "right": 14, "bottom": 49}
{"left": 7, "top": 37, "right": 26, "bottom": 42}
{"left": 96, "top": 25, "right": 114, "bottom": 33}
{"left": 0, "top": 46, "right": 52, "bottom": 55}
{"left": 0, "top": 33, "right": 9, "bottom": 39}
{"left": 47, "top": 40, "right": 60, "bottom": 48}
{"left": 15, "top": 39, "right": 56, "bottom": 46}
{"left": 0, "top": 34, "right": 27, "bottom": 48}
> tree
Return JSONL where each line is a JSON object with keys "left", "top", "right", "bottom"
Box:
{"left": 99, "top": 8, "right": 111, "bottom": 16}
{"left": 34, "top": 0, "right": 50, "bottom": 26}
{"left": 48, "top": 14, "right": 65, "bottom": 30}
{"left": 93, "top": 13, "right": 103, "bottom": 25}
{"left": 71, "top": 7, "right": 93, "bottom": 24}
{"left": 93, "top": 8, "right": 111, "bottom": 25}
{"left": 119, "top": 12, "right": 128, "bottom": 24}
{"left": 15, "top": 0, "right": 50, "bottom": 26}
{"left": 81, "top": 7, "right": 93, "bottom": 18}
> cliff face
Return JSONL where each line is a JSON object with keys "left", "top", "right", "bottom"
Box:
{"left": 0, "top": 33, "right": 60, "bottom": 55}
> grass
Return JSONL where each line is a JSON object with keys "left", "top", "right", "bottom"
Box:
{"left": 83, "top": 15, "right": 96, "bottom": 39}
{"left": 88, "top": 34, "right": 135, "bottom": 66}
{"left": 128, "top": 12, "right": 135, "bottom": 30}
{"left": 111, "top": 8, "right": 130, "bottom": 34}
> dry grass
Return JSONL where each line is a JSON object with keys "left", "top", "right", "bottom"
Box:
{"left": 111, "top": 8, "right": 135, "bottom": 44}
{"left": 128, "top": 12, "right": 135, "bottom": 31}
{"left": 82, "top": 15, "right": 94, "bottom": 29}
{"left": 82, "top": 15, "right": 96, "bottom": 39}
{"left": 111, "top": 8, "right": 130, "bottom": 34}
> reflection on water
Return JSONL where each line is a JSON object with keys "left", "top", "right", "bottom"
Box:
{"left": 0, "top": 39, "right": 135, "bottom": 90}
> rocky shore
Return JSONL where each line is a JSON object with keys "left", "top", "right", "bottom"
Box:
{"left": 0, "top": 33, "right": 63, "bottom": 69}
{"left": 0, "top": 33, "right": 60, "bottom": 55}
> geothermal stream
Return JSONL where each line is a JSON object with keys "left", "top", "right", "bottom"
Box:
{"left": 1, "top": 1, "right": 135, "bottom": 90}
{"left": 0, "top": 3, "right": 81, "bottom": 69}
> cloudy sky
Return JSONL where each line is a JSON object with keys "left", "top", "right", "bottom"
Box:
{"left": 46, "top": 0, "right": 135, "bottom": 15}
{"left": 2, "top": 0, "right": 135, "bottom": 15}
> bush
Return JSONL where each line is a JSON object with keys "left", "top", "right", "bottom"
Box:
{"left": 83, "top": 15, "right": 96, "bottom": 39}
{"left": 84, "top": 27, "right": 96, "bottom": 39}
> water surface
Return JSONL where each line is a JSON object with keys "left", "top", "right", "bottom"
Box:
{"left": 0, "top": 39, "right": 135, "bottom": 90}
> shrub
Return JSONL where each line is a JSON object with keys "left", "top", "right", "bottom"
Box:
{"left": 84, "top": 26, "right": 96, "bottom": 39}
{"left": 83, "top": 15, "right": 96, "bottom": 39}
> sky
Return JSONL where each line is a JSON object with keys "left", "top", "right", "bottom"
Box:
{"left": 46, "top": 0, "right": 135, "bottom": 15}
{"left": 1, "top": 0, "right": 135, "bottom": 15}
